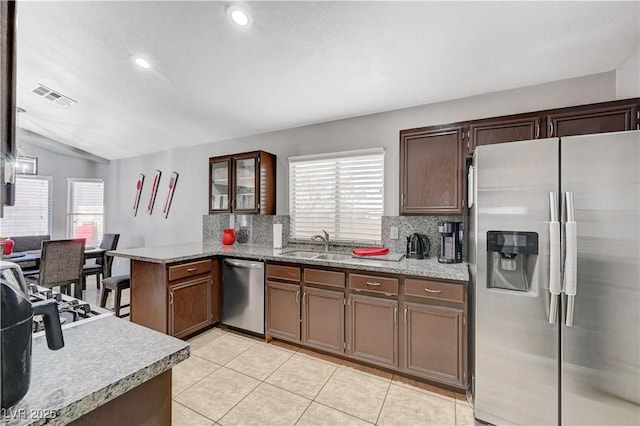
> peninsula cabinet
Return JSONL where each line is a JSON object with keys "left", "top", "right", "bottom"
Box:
{"left": 399, "top": 125, "right": 464, "bottom": 215}
{"left": 208, "top": 150, "right": 276, "bottom": 215}
{"left": 130, "top": 258, "right": 221, "bottom": 338}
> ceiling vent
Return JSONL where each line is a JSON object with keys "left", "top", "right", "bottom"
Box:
{"left": 32, "top": 84, "right": 77, "bottom": 107}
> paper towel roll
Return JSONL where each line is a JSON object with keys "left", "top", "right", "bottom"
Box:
{"left": 273, "top": 223, "right": 283, "bottom": 249}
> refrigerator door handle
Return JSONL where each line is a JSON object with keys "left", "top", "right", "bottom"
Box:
{"left": 564, "top": 192, "right": 578, "bottom": 327}
{"left": 548, "top": 192, "right": 561, "bottom": 324}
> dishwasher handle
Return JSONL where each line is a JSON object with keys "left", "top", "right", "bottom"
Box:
{"left": 223, "top": 259, "right": 264, "bottom": 269}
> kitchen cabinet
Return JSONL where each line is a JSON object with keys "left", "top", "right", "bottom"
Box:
{"left": 266, "top": 264, "right": 346, "bottom": 355}
{"left": 208, "top": 150, "right": 276, "bottom": 214}
{"left": 467, "top": 115, "right": 542, "bottom": 156}
{"left": 399, "top": 125, "right": 464, "bottom": 215}
{"left": 301, "top": 269, "right": 345, "bottom": 354}
{"left": 402, "top": 278, "right": 466, "bottom": 388}
{"left": 1, "top": 1, "right": 17, "bottom": 214}
{"left": 546, "top": 99, "right": 639, "bottom": 138}
{"left": 130, "top": 258, "right": 221, "bottom": 337}
{"left": 347, "top": 273, "right": 399, "bottom": 368}
{"left": 266, "top": 264, "right": 301, "bottom": 342}
{"left": 169, "top": 276, "right": 210, "bottom": 338}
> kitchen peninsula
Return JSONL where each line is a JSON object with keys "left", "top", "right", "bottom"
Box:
{"left": 1, "top": 316, "right": 189, "bottom": 426}
{"left": 110, "top": 242, "right": 469, "bottom": 390}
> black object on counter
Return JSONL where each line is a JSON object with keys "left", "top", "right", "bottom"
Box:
{"left": 406, "top": 233, "right": 430, "bottom": 259}
{"left": 438, "top": 221, "right": 463, "bottom": 263}
{"left": 1, "top": 263, "right": 64, "bottom": 409}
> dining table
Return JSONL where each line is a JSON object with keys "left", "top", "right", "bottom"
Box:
{"left": 3, "top": 247, "right": 108, "bottom": 298}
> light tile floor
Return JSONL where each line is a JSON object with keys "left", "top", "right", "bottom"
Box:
{"left": 82, "top": 281, "right": 475, "bottom": 426}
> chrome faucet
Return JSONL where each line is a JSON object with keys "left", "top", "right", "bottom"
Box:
{"left": 311, "top": 230, "right": 330, "bottom": 252}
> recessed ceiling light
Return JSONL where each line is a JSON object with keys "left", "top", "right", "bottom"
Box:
{"left": 133, "top": 57, "right": 151, "bottom": 69}
{"left": 226, "top": 5, "right": 252, "bottom": 28}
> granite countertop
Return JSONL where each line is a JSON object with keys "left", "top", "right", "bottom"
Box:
{"left": 110, "top": 242, "right": 469, "bottom": 282}
{"left": 1, "top": 317, "right": 189, "bottom": 426}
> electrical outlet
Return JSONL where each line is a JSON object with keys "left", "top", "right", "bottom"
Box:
{"left": 390, "top": 226, "right": 399, "bottom": 240}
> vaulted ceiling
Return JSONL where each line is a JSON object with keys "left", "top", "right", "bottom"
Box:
{"left": 15, "top": 1, "right": 640, "bottom": 160}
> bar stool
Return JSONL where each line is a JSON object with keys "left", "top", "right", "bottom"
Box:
{"left": 100, "top": 275, "right": 131, "bottom": 318}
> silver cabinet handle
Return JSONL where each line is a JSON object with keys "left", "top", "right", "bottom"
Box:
{"left": 535, "top": 121, "right": 540, "bottom": 139}
{"left": 169, "top": 291, "right": 174, "bottom": 305}
{"left": 302, "top": 291, "right": 307, "bottom": 305}
{"left": 295, "top": 290, "right": 300, "bottom": 304}
{"left": 548, "top": 192, "right": 561, "bottom": 324}
{"left": 564, "top": 192, "right": 578, "bottom": 327}
{"left": 401, "top": 193, "right": 406, "bottom": 207}
{"left": 404, "top": 308, "right": 408, "bottom": 323}
{"left": 424, "top": 288, "right": 442, "bottom": 294}
{"left": 186, "top": 267, "right": 197, "bottom": 273}
{"left": 549, "top": 120, "right": 554, "bottom": 137}
{"left": 366, "top": 282, "right": 381, "bottom": 286}
{"left": 394, "top": 307, "right": 397, "bottom": 323}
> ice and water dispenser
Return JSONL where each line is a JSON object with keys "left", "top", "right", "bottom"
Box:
{"left": 487, "top": 231, "right": 538, "bottom": 292}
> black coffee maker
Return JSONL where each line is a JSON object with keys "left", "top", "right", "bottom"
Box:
{"left": 1, "top": 262, "right": 65, "bottom": 409}
{"left": 438, "top": 221, "right": 463, "bottom": 263}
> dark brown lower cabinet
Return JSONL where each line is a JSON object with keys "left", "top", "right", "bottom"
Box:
{"left": 266, "top": 280, "right": 300, "bottom": 342}
{"left": 302, "top": 286, "right": 344, "bottom": 354}
{"left": 347, "top": 294, "right": 398, "bottom": 368}
{"left": 402, "top": 301, "right": 464, "bottom": 388}
{"left": 169, "top": 277, "right": 210, "bottom": 339}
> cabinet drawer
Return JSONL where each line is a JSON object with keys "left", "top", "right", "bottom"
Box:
{"left": 350, "top": 274, "right": 398, "bottom": 296}
{"left": 168, "top": 259, "right": 212, "bottom": 282}
{"left": 405, "top": 278, "right": 464, "bottom": 303}
{"left": 267, "top": 264, "right": 301, "bottom": 282}
{"left": 304, "top": 268, "right": 345, "bottom": 289}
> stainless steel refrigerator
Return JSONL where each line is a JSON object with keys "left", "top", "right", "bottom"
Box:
{"left": 470, "top": 130, "right": 639, "bottom": 425}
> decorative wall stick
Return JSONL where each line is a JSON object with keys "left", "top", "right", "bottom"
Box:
{"left": 162, "top": 172, "right": 179, "bottom": 218}
{"left": 147, "top": 170, "right": 162, "bottom": 214}
{"left": 133, "top": 174, "right": 145, "bottom": 216}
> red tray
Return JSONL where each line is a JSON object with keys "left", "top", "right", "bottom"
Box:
{"left": 352, "top": 247, "right": 390, "bottom": 256}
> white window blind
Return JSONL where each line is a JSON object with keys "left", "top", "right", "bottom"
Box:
{"left": 67, "top": 179, "right": 104, "bottom": 247}
{"left": 289, "top": 148, "right": 384, "bottom": 244}
{"left": 0, "top": 176, "right": 52, "bottom": 237}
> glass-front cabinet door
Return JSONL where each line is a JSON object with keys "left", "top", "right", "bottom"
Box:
{"left": 209, "top": 157, "right": 231, "bottom": 212}
{"left": 233, "top": 154, "right": 258, "bottom": 212}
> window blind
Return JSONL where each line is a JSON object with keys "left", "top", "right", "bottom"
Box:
{"left": 67, "top": 179, "right": 104, "bottom": 247}
{"left": 289, "top": 149, "right": 384, "bottom": 244}
{"left": 0, "top": 176, "right": 52, "bottom": 237}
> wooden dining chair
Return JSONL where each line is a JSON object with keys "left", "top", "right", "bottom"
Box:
{"left": 25, "top": 239, "right": 85, "bottom": 298}
{"left": 82, "top": 233, "right": 120, "bottom": 290}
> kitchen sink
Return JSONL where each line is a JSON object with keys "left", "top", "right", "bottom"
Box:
{"left": 314, "top": 253, "right": 352, "bottom": 261}
{"left": 280, "top": 250, "right": 353, "bottom": 261}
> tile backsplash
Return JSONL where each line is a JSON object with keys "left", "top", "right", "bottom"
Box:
{"left": 203, "top": 214, "right": 466, "bottom": 260}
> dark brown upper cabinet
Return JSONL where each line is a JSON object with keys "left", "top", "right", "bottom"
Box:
{"left": 546, "top": 99, "right": 639, "bottom": 138}
{"left": 208, "top": 150, "right": 276, "bottom": 214}
{"left": 1, "top": 1, "right": 17, "bottom": 215}
{"left": 467, "top": 115, "right": 543, "bottom": 156}
{"left": 400, "top": 125, "right": 464, "bottom": 215}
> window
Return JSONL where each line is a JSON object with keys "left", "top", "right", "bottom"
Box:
{"left": 289, "top": 148, "right": 384, "bottom": 244}
{"left": 67, "top": 179, "right": 104, "bottom": 247}
{"left": 0, "top": 176, "right": 52, "bottom": 237}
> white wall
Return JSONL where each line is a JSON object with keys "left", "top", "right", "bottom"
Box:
{"left": 16, "top": 142, "right": 109, "bottom": 239}
{"left": 616, "top": 42, "right": 640, "bottom": 99}
{"left": 106, "top": 72, "right": 617, "bottom": 250}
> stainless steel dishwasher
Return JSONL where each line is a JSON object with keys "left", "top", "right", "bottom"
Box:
{"left": 222, "top": 258, "right": 265, "bottom": 335}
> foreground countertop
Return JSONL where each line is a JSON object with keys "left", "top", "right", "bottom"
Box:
{"left": 110, "top": 242, "right": 468, "bottom": 282}
{"left": 1, "top": 317, "right": 189, "bottom": 426}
